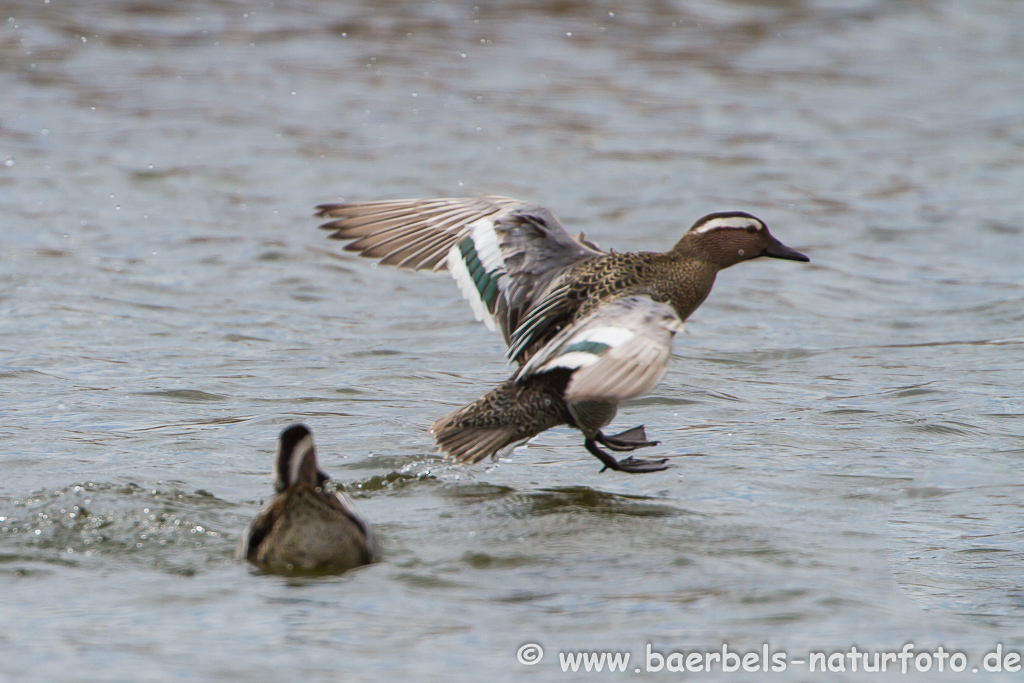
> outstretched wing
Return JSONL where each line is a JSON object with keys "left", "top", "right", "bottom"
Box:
{"left": 317, "top": 195, "right": 521, "bottom": 271}
{"left": 517, "top": 295, "right": 684, "bottom": 403}
{"left": 317, "top": 196, "right": 602, "bottom": 345}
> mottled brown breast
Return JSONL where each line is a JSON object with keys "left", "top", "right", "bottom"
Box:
{"left": 568, "top": 251, "right": 718, "bottom": 324}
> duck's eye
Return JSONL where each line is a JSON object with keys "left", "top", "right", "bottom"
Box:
{"left": 745, "top": 225, "right": 758, "bottom": 233}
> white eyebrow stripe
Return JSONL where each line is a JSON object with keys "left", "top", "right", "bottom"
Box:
{"left": 693, "top": 216, "right": 764, "bottom": 234}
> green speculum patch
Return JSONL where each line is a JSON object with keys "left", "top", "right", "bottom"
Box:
{"left": 562, "top": 340, "right": 611, "bottom": 356}
{"left": 459, "top": 237, "right": 501, "bottom": 312}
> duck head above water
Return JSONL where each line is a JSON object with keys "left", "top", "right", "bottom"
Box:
{"left": 275, "top": 423, "right": 331, "bottom": 493}
{"left": 274, "top": 423, "right": 319, "bottom": 493}
{"left": 674, "top": 211, "right": 810, "bottom": 269}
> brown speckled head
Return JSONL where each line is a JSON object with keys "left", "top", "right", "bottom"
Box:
{"left": 676, "top": 211, "right": 809, "bottom": 269}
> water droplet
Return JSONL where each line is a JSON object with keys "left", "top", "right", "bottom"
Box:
{"left": 3, "top": 158, "right": 13, "bottom": 167}
{"left": 40, "top": 128, "right": 49, "bottom": 135}
{"left": 566, "top": 32, "right": 572, "bottom": 37}
{"left": 80, "top": 36, "right": 86, "bottom": 43}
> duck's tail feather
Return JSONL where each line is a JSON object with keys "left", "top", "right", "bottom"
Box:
{"left": 429, "top": 376, "right": 566, "bottom": 465}
{"left": 431, "top": 412, "right": 520, "bottom": 464}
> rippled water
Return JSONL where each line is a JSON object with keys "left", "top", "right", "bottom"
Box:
{"left": 2, "top": 0, "right": 1023, "bottom": 680}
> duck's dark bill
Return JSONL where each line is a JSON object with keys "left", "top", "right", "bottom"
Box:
{"left": 762, "top": 237, "right": 809, "bottom": 262}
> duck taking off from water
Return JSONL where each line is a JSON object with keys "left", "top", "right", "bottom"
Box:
{"left": 241, "top": 424, "right": 378, "bottom": 572}
{"left": 316, "top": 196, "right": 808, "bottom": 473}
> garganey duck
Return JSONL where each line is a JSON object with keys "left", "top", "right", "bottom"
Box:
{"left": 316, "top": 196, "right": 808, "bottom": 473}
{"left": 241, "top": 424, "right": 378, "bottom": 571}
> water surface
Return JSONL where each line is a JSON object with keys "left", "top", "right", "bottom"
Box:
{"left": 2, "top": 0, "right": 1023, "bottom": 680}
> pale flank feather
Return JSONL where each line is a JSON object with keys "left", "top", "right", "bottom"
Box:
{"left": 518, "top": 295, "right": 684, "bottom": 403}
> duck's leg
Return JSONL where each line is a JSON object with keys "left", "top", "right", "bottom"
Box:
{"left": 596, "top": 425, "right": 660, "bottom": 451}
{"left": 585, "top": 438, "right": 670, "bottom": 473}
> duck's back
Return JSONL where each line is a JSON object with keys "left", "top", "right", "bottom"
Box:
{"left": 251, "top": 487, "right": 373, "bottom": 571}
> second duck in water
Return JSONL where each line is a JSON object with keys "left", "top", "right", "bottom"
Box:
{"left": 316, "top": 196, "right": 809, "bottom": 473}
{"left": 241, "top": 424, "right": 378, "bottom": 572}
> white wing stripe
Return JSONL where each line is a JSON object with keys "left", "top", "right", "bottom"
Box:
{"left": 447, "top": 243, "right": 499, "bottom": 332}
{"left": 567, "top": 325, "right": 635, "bottom": 348}
{"left": 468, "top": 217, "right": 504, "bottom": 272}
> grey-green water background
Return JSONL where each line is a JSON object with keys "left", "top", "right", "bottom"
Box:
{"left": 2, "top": 1, "right": 1023, "bottom": 680}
